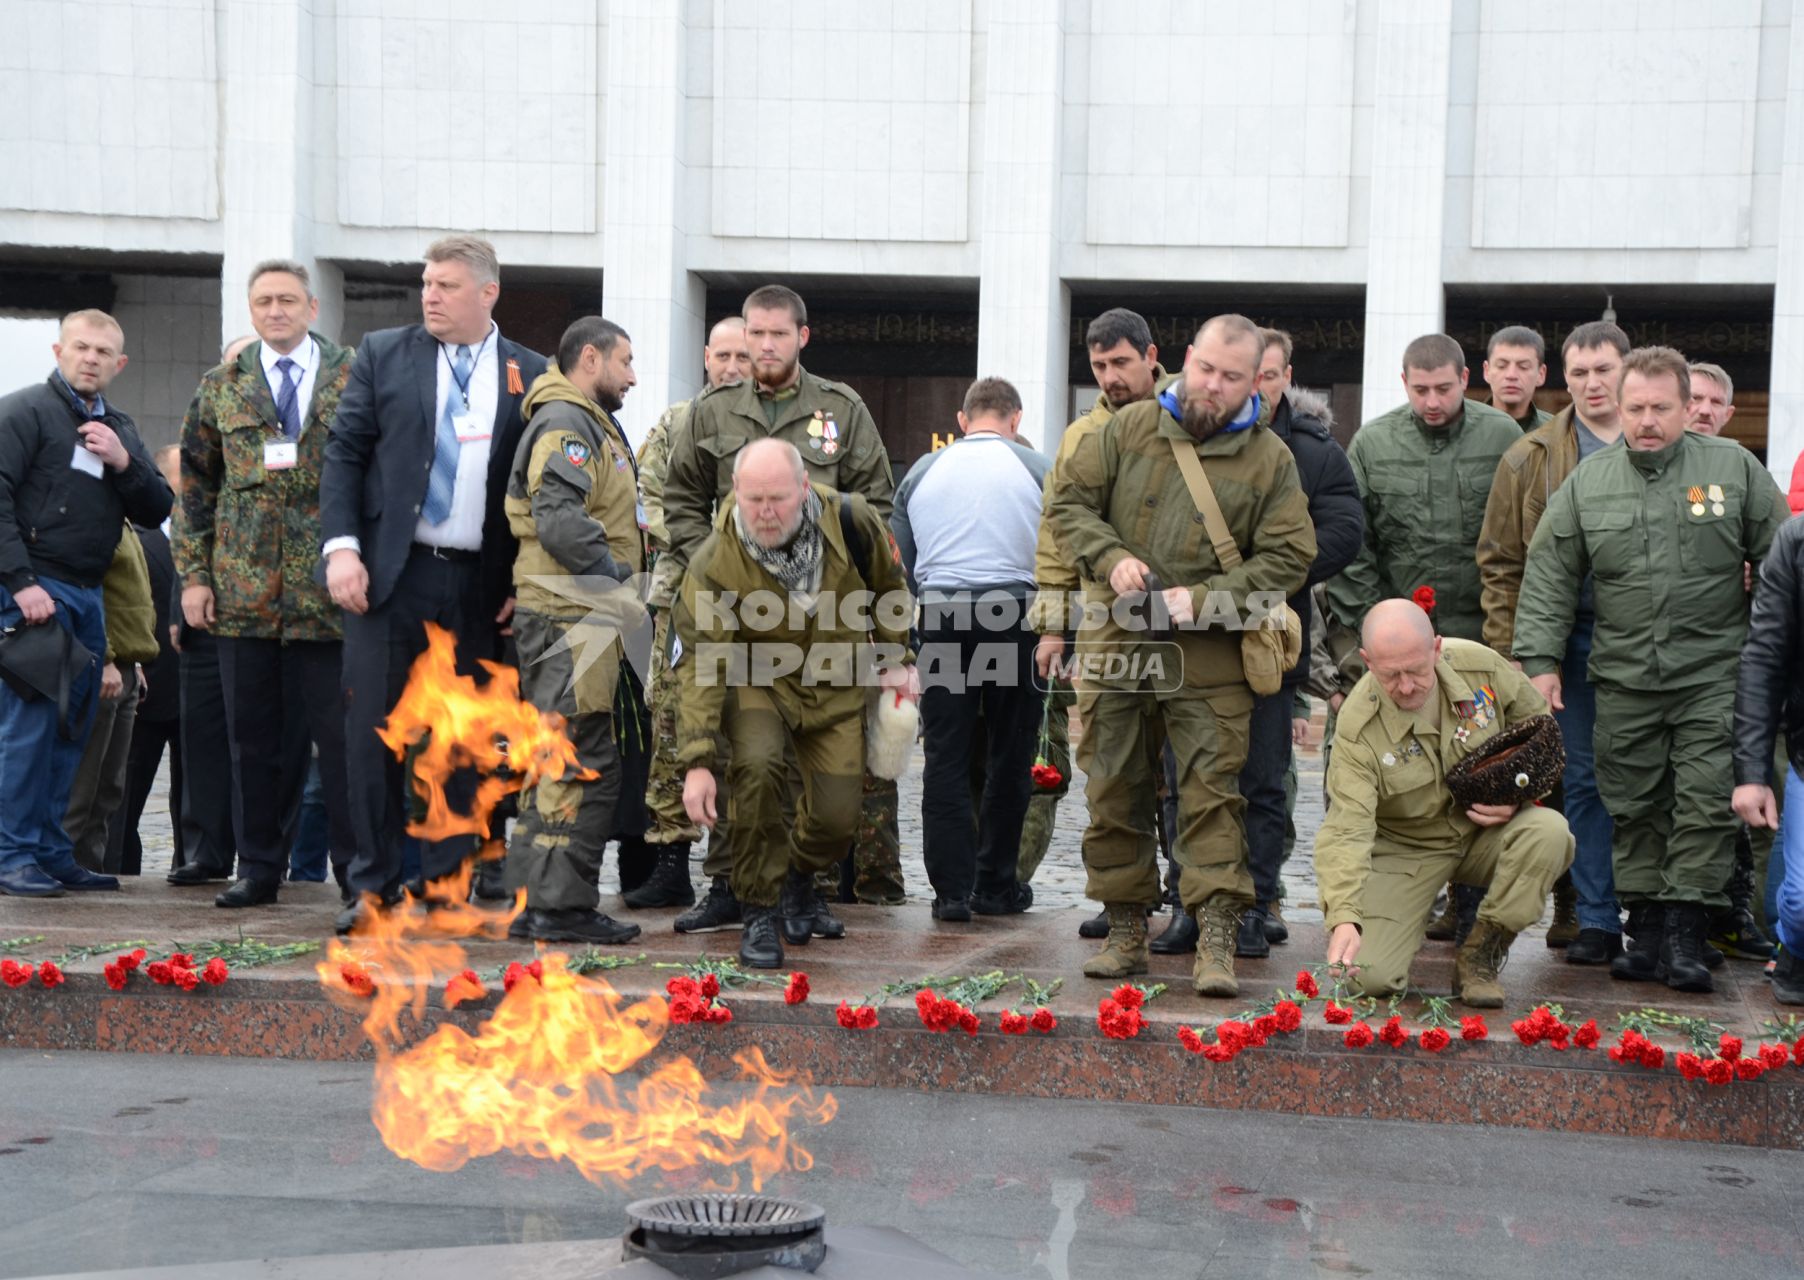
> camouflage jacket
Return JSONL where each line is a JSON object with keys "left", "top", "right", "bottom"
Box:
{"left": 637, "top": 398, "right": 690, "bottom": 608}
{"left": 176, "top": 334, "right": 353, "bottom": 642}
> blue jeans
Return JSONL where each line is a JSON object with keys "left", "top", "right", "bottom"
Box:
{"left": 1778, "top": 767, "right": 1804, "bottom": 953}
{"left": 0, "top": 577, "right": 104, "bottom": 876}
{"left": 1558, "top": 619, "right": 1619, "bottom": 932}
{"left": 287, "top": 755, "right": 329, "bottom": 881}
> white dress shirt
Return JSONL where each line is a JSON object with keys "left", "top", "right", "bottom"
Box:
{"left": 414, "top": 325, "right": 499, "bottom": 551}
{"left": 260, "top": 336, "right": 319, "bottom": 435}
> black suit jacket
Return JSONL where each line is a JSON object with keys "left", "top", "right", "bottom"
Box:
{"left": 134, "top": 522, "right": 180, "bottom": 723}
{"left": 319, "top": 325, "right": 548, "bottom": 629}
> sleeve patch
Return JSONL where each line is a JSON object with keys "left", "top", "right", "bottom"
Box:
{"left": 562, "top": 438, "right": 590, "bottom": 468}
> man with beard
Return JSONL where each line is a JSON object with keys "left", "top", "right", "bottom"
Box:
{"left": 1514, "top": 347, "right": 1786, "bottom": 994}
{"left": 502, "top": 317, "right": 645, "bottom": 944}
{"left": 627, "top": 316, "right": 753, "bottom": 916}
{"left": 1029, "top": 309, "right": 1175, "bottom": 937}
{"left": 1047, "top": 314, "right": 1315, "bottom": 997}
{"left": 662, "top": 286, "right": 899, "bottom": 930}
{"left": 675, "top": 439, "right": 915, "bottom": 968}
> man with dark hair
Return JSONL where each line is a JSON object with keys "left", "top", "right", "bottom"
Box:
{"left": 1327, "top": 333, "right": 1520, "bottom": 646}
{"left": 1478, "top": 319, "right": 1630, "bottom": 962}
{"left": 321, "top": 235, "right": 549, "bottom": 932}
{"left": 630, "top": 316, "right": 752, "bottom": 919}
{"left": 1047, "top": 314, "right": 1316, "bottom": 997}
{"left": 1029, "top": 308, "right": 1173, "bottom": 937}
{"left": 178, "top": 258, "right": 358, "bottom": 907}
{"left": 1482, "top": 326, "right": 1551, "bottom": 431}
{"left": 1515, "top": 346, "right": 1786, "bottom": 994}
{"left": 502, "top": 316, "right": 644, "bottom": 944}
{"left": 661, "top": 284, "right": 900, "bottom": 923}
{"left": 0, "top": 311, "right": 171, "bottom": 896}
{"left": 892, "top": 376, "right": 1048, "bottom": 921}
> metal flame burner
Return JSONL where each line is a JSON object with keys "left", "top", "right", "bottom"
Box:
{"left": 622, "top": 1193, "right": 827, "bottom": 1277}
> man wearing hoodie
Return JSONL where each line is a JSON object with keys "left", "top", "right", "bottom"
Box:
{"left": 502, "top": 317, "right": 646, "bottom": 946}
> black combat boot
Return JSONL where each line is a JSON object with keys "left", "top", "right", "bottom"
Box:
{"left": 1149, "top": 907, "right": 1199, "bottom": 954}
{"left": 739, "top": 906, "right": 784, "bottom": 969}
{"left": 1610, "top": 903, "right": 1665, "bottom": 982}
{"left": 529, "top": 908, "right": 641, "bottom": 944}
{"left": 622, "top": 844, "right": 697, "bottom": 909}
{"left": 675, "top": 877, "right": 742, "bottom": 933}
{"left": 1233, "top": 905, "right": 1270, "bottom": 959}
{"left": 1564, "top": 927, "right": 1622, "bottom": 965}
{"left": 1451, "top": 884, "right": 1484, "bottom": 946}
{"left": 1546, "top": 872, "right": 1579, "bottom": 948}
{"left": 1261, "top": 900, "right": 1289, "bottom": 945}
{"left": 1660, "top": 902, "right": 1715, "bottom": 993}
{"left": 1078, "top": 908, "right": 1111, "bottom": 939}
{"left": 1773, "top": 946, "right": 1804, "bottom": 1005}
{"left": 471, "top": 855, "right": 510, "bottom": 901}
{"left": 780, "top": 869, "right": 815, "bottom": 946}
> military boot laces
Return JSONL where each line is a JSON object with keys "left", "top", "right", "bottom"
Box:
{"left": 1660, "top": 903, "right": 1715, "bottom": 993}
{"left": 1192, "top": 898, "right": 1241, "bottom": 998}
{"left": 1610, "top": 903, "right": 1666, "bottom": 982}
{"left": 1453, "top": 919, "right": 1515, "bottom": 1008}
{"left": 622, "top": 844, "right": 697, "bottom": 910}
{"left": 1082, "top": 903, "right": 1150, "bottom": 979}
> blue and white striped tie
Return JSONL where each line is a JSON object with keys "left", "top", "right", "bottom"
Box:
{"left": 421, "top": 344, "right": 472, "bottom": 526}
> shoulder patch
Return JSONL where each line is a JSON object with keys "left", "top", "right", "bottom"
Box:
{"left": 561, "top": 437, "right": 590, "bottom": 468}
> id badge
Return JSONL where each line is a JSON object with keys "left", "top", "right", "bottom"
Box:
{"left": 453, "top": 414, "right": 490, "bottom": 443}
{"left": 264, "top": 441, "right": 299, "bottom": 471}
{"left": 70, "top": 441, "right": 105, "bottom": 479}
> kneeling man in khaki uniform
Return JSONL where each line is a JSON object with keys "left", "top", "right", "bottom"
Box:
{"left": 1316, "top": 599, "right": 1573, "bottom": 1004}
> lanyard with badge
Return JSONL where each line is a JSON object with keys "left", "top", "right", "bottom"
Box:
{"left": 446, "top": 332, "right": 494, "bottom": 444}
{"left": 264, "top": 339, "right": 312, "bottom": 473}
{"left": 62, "top": 377, "right": 109, "bottom": 479}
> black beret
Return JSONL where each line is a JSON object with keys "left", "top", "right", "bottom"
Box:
{"left": 1445, "top": 714, "right": 1566, "bottom": 810}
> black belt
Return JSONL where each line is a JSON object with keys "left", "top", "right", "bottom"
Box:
{"left": 411, "top": 543, "right": 481, "bottom": 564}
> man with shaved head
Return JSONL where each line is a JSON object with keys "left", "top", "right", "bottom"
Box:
{"left": 1313, "top": 598, "right": 1573, "bottom": 1005}
{"left": 673, "top": 438, "right": 915, "bottom": 969}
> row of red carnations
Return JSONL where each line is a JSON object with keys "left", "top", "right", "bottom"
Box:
{"left": 2, "top": 951, "right": 228, "bottom": 991}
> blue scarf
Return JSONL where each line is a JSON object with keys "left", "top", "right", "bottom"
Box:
{"left": 1160, "top": 385, "right": 1260, "bottom": 434}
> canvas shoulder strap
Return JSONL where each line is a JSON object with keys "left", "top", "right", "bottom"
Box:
{"left": 1167, "top": 438, "right": 1243, "bottom": 570}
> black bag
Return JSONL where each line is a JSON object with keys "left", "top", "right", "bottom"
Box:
{"left": 0, "top": 614, "right": 96, "bottom": 740}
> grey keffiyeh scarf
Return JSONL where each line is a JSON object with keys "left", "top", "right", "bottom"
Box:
{"left": 735, "top": 487, "right": 825, "bottom": 596}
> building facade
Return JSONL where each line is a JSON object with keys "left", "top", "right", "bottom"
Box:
{"left": 0, "top": 0, "right": 1799, "bottom": 487}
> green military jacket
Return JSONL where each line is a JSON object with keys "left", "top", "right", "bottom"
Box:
{"left": 506, "top": 367, "right": 647, "bottom": 712}
{"left": 1028, "top": 367, "right": 1173, "bottom": 634}
{"left": 1043, "top": 392, "right": 1316, "bottom": 693}
{"left": 1513, "top": 430, "right": 1786, "bottom": 691}
{"left": 637, "top": 398, "right": 689, "bottom": 609}
{"left": 661, "top": 367, "right": 893, "bottom": 570}
{"left": 1476, "top": 406, "right": 1587, "bottom": 657}
{"left": 101, "top": 522, "right": 157, "bottom": 665}
{"left": 176, "top": 334, "right": 353, "bottom": 642}
{"left": 1315, "top": 637, "right": 1549, "bottom": 932}
{"left": 1324, "top": 399, "right": 1523, "bottom": 643}
{"left": 672, "top": 484, "right": 913, "bottom": 770}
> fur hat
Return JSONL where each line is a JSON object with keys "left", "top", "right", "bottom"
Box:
{"left": 1445, "top": 714, "right": 1565, "bottom": 810}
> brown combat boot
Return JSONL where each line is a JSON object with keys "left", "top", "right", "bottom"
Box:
{"left": 1082, "top": 903, "right": 1149, "bottom": 979}
{"left": 1192, "top": 895, "right": 1241, "bottom": 998}
{"left": 1453, "top": 919, "right": 1517, "bottom": 1008}
{"left": 1546, "top": 872, "right": 1580, "bottom": 948}
{"left": 1424, "top": 885, "right": 1459, "bottom": 940}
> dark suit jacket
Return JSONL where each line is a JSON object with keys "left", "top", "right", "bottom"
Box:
{"left": 134, "top": 523, "right": 179, "bottom": 723}
{"left": 319, "top": 324, "right": 548, "bottom": 631}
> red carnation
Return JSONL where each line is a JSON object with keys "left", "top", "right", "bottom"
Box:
{"left": 666, "top": 975, "right": 700, "bottom": 1000}
{"left": 1177, "top": 1025, "right": 1205, "bottom": 1053}
{"left": 1294, "top": 971, "right": 1319, "bottom": 999}
{"left": 339, "top": 962, "right": 374, "bottom": 997}
{"left": 1718, "top": 1035, "right": 1743, "bottom": 1063}
{"left": 1029, "top": 1007, "right": 1057, "bottom": 1034}
{"left": 0, "top": 959, "right": 31, "bottom": 988}
{"left": 1419, "top": 1027, "right": 1451, "bottom": 1053}
{"left": 1758, "top": 1042, "right": 1790, "bottom": 1070}
{"left": 1273, "top": 1000, "right": 1303, "bottom": 1034}
{"left": 1639, "top": 1043, "right": 1665, "bottom": 1070}
{"left": 147, "top": 961, "right": 176, "bottom": 986}
{"left": 1378, "top": 1016, "right": 1408, "bottom": 1048}
{"left": 1098, "top": 997, "right": 1146, "bottom": 1040}
{"left": 1572, "top": 1019, "right": 1600, "bottom": 1050}
{"left": 705, "top": 1002, "right": 734, "bottom": 1025}
{"left": 1676, "top": 1052, "right": 1705, "bottom": 1081}
{"left": 36, "top": 961, "right": 64, "bottom": 989}
{"left": 1217, "top": 1020, "right": 1251, "bottom": 1052}
{"left": 1795, "top": 1036, "right": 1804, "bottom": 1066}
{"left": 102, "top": 963, "right": 127, "bottom": 991}
{"left": 1411, "top": 585, "right": 1436, "bottom": 613}
{"left": 119, "top": 949, "right": 146, "bottom": 972}
{"left": 443, "top": 969, "right": 485, "bottom": 1009}
{"left": 1001, "top": 1010, "right": 1030, "bottom": 1035}
{"left": 200, "top": 958, "right": 229, "bottom": 986}
{"left": 1031, "top": 763, "right": 1065, "bottom": 789}
{"left": 170, "top": 953, "right": 196, "bottom": 970}
{"left": 1459, "top": 1015, "right": 1488, "bottom": 1041}
{"left": 1323, "top": 1002, "right": 1354, "bottom": 1025}
{"left": 526, "top": 959, "right": 543, "bottom": 981}
{"left": 854, "top": 1004, "right": 879, "bottom": 1029}
{"left": 173, "top": 967, "right": 200, "bottom": 992}
{"left": 1343, "top": 1022, "right": 1375, "bottom": 1048}
{"left": 957, "top": 1008, "right": 980, "bottom": 1036}
{"left": 835, "top": 1001, "right": 860, "bottom": 1029}
{"left": 700, "top": 973, "right": 721, "bottom": 999}
{"left": 784, "top": 972, "right": 810, "bottom": 1004}
{"left": 1703, "top": 1058, "right": 1734, "bottom": 1086}
{"left": 1111, "top": 984, "right": 1145, "bottom": 1012}
{"left": 1735, "top": 1058, "right": 1765, "bottom": 1081}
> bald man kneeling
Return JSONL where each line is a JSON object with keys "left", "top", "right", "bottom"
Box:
{"left": 1312, "top": 600, "right": 1574, "bottom": 1005}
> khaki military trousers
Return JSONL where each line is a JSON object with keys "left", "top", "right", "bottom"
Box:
{"left": 1349, "top": 805, "right": 1574, "bottom": 996}
{"left": 507, "top": 611, "right": 623, "bottom": 912}
{"left": 723, "top": 686, "right": 864, "bottom": 908}
{"left": 1593, "top": 679, "right": 1738, "bottom": 910}
{"left": 1076, "top": 682, "right": 1253, "bottom": 911}
{"left": 643, "top": 607, "right": 733, "bottom": 875}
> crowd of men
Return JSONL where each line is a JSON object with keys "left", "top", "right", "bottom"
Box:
{"left": 0, "top": 233, "right": 1798, "bottom": 1007}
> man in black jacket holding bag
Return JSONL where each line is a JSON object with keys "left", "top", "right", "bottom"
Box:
{"left": 0, "top": 310, "right": 172, "bottom": 896}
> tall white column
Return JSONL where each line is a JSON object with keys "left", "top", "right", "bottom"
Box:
{"left": 1768, "top": 14, "right": 1804, "bottom": 493}
{"left": 601, "top": 0, "right": 701, "bottom": 449}
{"left": 1359, "top": 0, "right": 1454, "bottom": 426}
{"left": 218, "top": 0, "right": 343, "bottom": 346}
{"left": 975, "top": 2, "right": 1068, "bottom": 455}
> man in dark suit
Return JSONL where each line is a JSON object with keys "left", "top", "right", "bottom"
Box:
{"left": 320, "top": 235, "right": 548, "bottom": 932}
{"left": 115, "top": 447, "right": 183, "bottom": 875}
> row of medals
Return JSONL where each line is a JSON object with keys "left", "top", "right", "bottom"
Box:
{"left": 1689, "top": 483, "right": 1726, "bottom": 517}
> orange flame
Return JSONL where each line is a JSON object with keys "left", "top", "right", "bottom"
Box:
{"left": 378, "top": 622, "right": 593, "bottom": 845}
